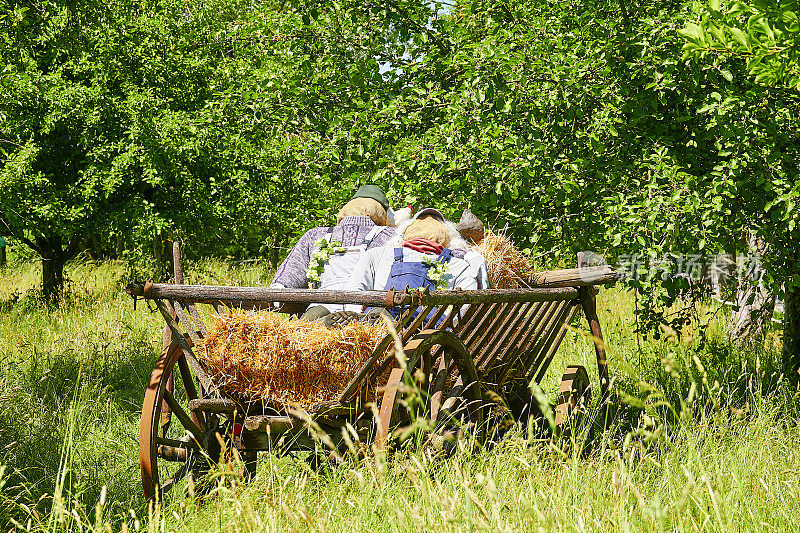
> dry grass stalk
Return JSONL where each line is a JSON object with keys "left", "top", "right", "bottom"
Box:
{"left": 473, "top": 231, "right": 534, "bottom": 289}
{"left": 200, "top": 310, "right": 388, "bottom": 407}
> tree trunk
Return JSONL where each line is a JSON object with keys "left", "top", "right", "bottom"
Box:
{"left": 728, "top": 234, "right": 774, "bottom": 343}
{"left": 710, "top": 253, "right": 736, "bottom": 299}
{"left": 36, "top": 236, "right": 66, "bottom": 301}
{"left": 89, "top": 234, "right": 103, "bottom": 260}
{"left": 783, "top": 283, "right": 800, "bottom": 380}
{"left": 153, "top": 233, "right": 164, "bottom": 265}
{"left": 269, "top": 234, "right": 283, "bottom": 270}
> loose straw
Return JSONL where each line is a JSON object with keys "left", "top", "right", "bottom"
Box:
{"left": 473, "top": 231, "right": 534, "bottom": 289}
{"left": 200, "top": 310, "right": 388, "bottom": 407}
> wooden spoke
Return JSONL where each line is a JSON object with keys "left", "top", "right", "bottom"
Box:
{"left": 159, "top": 461, "right": 192, "bottom": 496}
{"left": 428, "top": 351, "right": 451, "bottom": 422}
{"left": 156, "top": 436, "right": 199, "bottom": 449}
{"left": 177, "top": 355, "right": 204, "bottom": 428}
{"left": 163, "top": 389, "right": 204, "bottom": 440}
{"left": 376, "top": 329, "right": 484, "bottom": 451}
{"left": 554, "top": 365, "right": 592, "bottom": 437}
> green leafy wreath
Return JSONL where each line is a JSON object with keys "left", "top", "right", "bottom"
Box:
{"left": 422, "top": 257, "right": 450, "bottom": 290}
{"left": 307, "top": 238, "right": 346, "bottom": 288}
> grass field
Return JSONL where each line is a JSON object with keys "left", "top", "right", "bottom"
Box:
{"left": 0, "top": 260, "right": 798, "bottom": 532}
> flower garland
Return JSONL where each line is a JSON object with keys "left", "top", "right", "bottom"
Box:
{"left": 422, "top": 257, "right": 450, "bottom": 290}
{"left": 307, "top": 238, "right": 345, "bottom": 288}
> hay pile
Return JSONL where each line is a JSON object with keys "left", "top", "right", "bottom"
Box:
{"left": 200, "top": 310, "right": 388, "bottom": 406}
{"left": 473, "top": 231, "right": 534, "bottom": 289}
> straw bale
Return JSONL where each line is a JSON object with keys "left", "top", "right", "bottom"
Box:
{"left": 473, "top": 231, "right": 534, "bottom": 289}
{"left": 200, "top": 310, "right": 388, "bottom": 407}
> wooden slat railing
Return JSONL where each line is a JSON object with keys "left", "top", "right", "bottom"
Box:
{"left": 126, "top": 283, "right": 588, "bottom": 308}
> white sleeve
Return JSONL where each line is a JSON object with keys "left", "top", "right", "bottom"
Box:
{"left": 342, "top": 249, "right": 379, "bottom": 312}
{"left": 450, "top": 265, "right": 479, "bottom": 291}
{"left": 461, "top": 251, "right": 489, "bottom": 290}
{"left": 444, "top": 258, "right": 479, "bottom": 320}
{"left": 476, "top": 261, "right": 489, "bottom": 289}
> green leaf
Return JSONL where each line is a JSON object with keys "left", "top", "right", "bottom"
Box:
{"left": 730, "top": 27, "right": 750, "bottom": 50}
{"left": 679, "top": 23, "right": 705, "bottom": 44}
{"left": 728, "top": 2, "right": 749, "bottom": 16}
{"left": 681, "top": 42, "right": 703, "bottom": 60}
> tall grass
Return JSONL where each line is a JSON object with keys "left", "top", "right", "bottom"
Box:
{"left": 166, "top": 405, "right": 800, "bottom": 531}
{"left": 0, "top": 259, "right": 797, "bottom": 531}
{"left": 0, "top": 259, "right": 273, "bottom": 529}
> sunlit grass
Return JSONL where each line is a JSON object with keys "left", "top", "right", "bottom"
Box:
{"left": 164, "top": 406, "right": 800, "bottom": 531}
{"left": 0, "top": 260, "right": 797, "bottom": 532}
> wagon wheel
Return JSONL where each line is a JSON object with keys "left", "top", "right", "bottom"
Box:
{"left": 140, "top": 340, "right": 218, "bottom": 502}
{"left": 376, "top": 329, "right": 484, "bottom": 450}
{"left": 554, "top": 365, "right": 592, "bottom": 438}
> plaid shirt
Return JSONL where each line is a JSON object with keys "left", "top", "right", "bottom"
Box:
{"left": 269, "top": 216, "right": 395, "bottom": 289}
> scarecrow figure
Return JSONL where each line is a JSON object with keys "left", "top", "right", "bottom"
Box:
{"left": 340, "top": 208, "right": 488, "bottom": 323}
{"left": 269, "top": 185, "right": 396, "bottom": 316}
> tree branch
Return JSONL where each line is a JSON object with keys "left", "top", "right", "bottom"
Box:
{"left": 0, "top": 216, "right": 39, "bottom": 252}
{"left": 0, "top": 138, "right": 23, "bottom": 148}
{"left": 617, "top": 0, "right": 630, "bottom": 29}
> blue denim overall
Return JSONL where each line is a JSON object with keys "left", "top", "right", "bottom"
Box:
{"left": 385, "top": 247, "right": 452, "bottom": 325}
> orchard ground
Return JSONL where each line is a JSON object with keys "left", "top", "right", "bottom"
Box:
{"left": 0, "top": 259, "right": 798, "bottom": 532}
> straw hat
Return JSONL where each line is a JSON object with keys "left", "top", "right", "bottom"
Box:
{"left": 403, "top": 214, "right": 450, "bottom": 247}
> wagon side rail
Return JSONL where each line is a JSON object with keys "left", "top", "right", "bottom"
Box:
{"left": 124, "top": 264, "right": 617, "bottom": 307}
{"left": 125, "top": 263, "right": 619, "bottom": 410}
{"left": 439, "top": 255, "right": 615, "bottom": 403}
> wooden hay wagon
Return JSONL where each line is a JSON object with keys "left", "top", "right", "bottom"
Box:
{"left": 127, "top": 246, "right": 618, "bottom": 501}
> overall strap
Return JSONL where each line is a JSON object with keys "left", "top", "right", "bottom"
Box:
{"left": 437, "top": 248, "right": 453, "bottom": 263}
{"left": 322, "top": 227, "right": 334, "bottom": 243}
{"left": 362, "top": 226, "right": 383, "bottom": 249}
{"left": 394, "top": 248, "right": 404, "bottom": 262}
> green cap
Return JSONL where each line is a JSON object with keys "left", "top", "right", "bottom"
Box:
{"left": 352, "top": 184, "right": 389, "bottom": 211}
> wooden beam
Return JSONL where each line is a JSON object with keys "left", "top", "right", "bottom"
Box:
{"left": 127, "top": 282, "right": 586, "bottom": 307}
{"left": 527, "top": 265, "right": 619, "bottom": 288}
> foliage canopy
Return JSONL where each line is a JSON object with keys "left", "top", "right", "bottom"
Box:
{"left": 1, "top": 0, "right": 798, "bottom": 361}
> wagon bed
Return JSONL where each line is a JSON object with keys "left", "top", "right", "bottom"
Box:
{"left": 127, "top": 246, "right": 618, "bottom": 501}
